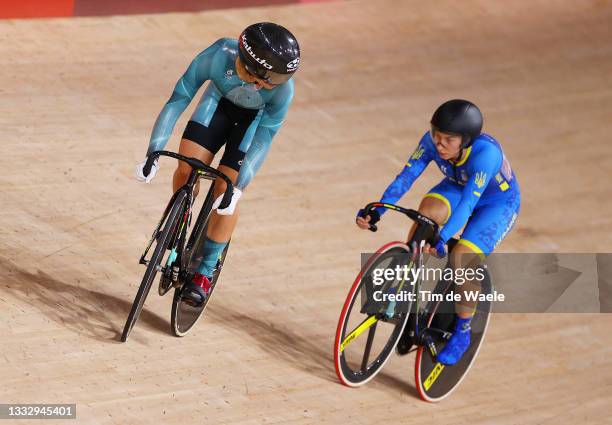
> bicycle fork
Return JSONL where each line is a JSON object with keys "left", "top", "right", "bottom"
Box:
{"left": 165, "top": 204, "right": 192, "bottom": 284}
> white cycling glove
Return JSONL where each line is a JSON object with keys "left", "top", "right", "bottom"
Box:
{"left": 212, "top": 188, "right": 242, "bottom": 215}
{"left": 135, "top": 159, "right": 159, "bottom": 183}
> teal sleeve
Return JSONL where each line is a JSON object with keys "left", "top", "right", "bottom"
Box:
{"left": 235, "top": 82, "right": 294, "bottom": 189}
{"left": 258, "top": 80, "right": 293, "bottom": 131}
{"left": 235, "top": 126, "right": 273, "bottom": 190}
{"left": 439, "top": 147, "right": 502, "bottom": 243}
{"left": 145, "top": 39, "right": 224, "bottom": 156}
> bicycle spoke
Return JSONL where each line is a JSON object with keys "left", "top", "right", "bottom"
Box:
{"left": 340, "top": 315, "right": 378, "bottom": 352}
{"left": 360, "top": 322, "right": 378, "bottom": 371}
{"left": 334, "top": 244, "right": 415, "bottom": 387}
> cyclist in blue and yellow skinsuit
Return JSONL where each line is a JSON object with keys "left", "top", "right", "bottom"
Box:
{"left": 357, "top": 99, "right": 520, "bottom": 365}
{"left": 134, "top": 22, "right": 300, "bottom": 307}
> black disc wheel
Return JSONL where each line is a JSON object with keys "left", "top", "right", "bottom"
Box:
{"left": 415, "top": 268, "right": 493, "bottom": 402}
{"left": 170, "top": 239, "right": 230, "bottom": 337}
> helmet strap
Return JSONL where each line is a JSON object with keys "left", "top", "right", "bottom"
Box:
{"left": 454, "top": 146, "right": 464, "bottom": 164}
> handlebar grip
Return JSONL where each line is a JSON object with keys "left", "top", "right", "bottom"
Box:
{"left": 143, "top": 155, "right": 157, "bottom": 177}
{"left": 218, "top": 182, "right": 234, "bottom": 209}
{"left": 364, "top": 205, "right": 379, "bottom": 232}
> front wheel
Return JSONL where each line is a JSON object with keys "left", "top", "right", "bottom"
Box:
{"left": 121, "top": 191, "right": 187, "bottom": 342}
{"left": 334, "top": 242, "right": 415, "bottom": 387}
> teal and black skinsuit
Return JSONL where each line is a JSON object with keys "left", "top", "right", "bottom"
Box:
{"left": 146, "top": 37, "right": 294, "bottom": 189}
{"left": 146, "top": 37, "right": 294, "bottom": 278}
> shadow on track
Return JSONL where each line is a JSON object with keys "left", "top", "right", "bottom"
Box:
{"left": 0, "top": 257, "right": 167, "bottom": 343}
{"left": 206, "top": 302, "right": 337, "bottom": 382}
{"left": 204, "top": 302, "right": 414, "bottom": 396}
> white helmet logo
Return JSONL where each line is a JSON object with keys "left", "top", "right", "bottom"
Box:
{"left": 241, "top": 34, "right": 273, "bottom": 70}
{"left": 286, "top": 57, "right": 300, "bottom": 71}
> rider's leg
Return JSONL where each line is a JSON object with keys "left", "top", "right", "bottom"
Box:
{"left": 406, "top": 194, "right": 450, "bottom": 241}
{"left": 450, "top": 242, "right": 483, "bottom": 319}
{"left": 174, "top": 112, "right": 231, "bottom": 195}
{"left": 177, "top": 99, "right": 257, "bottom": 306}
{"left": 438, "top": 197, "right": 520, "bottom": 365}
{"left": 173, "top": 138, "right": 215, "bottom": 196}
{"left": 451, "top": 194, "right": 520, "bottom": 319}
{"left": 408, "top": 182, "right": 482, "bottom": 320}
{"left": 397, "top": 184, "right": 459, "bottom": 355}
{"left": 437, "top": 241, "right": 482, "bottom": 365}
{"left": 194, "top": 164, "right": 240, "bottom": 279}
{"left": 191, "top": 102, "right": 259, "bottom": 281}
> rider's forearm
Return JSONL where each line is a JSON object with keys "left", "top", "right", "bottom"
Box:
{"left": 235, "top": 127, "right": 274, "bottom": 190}
{"left": 439, "top": 198, "right": 475, "bottom": 243}
{"left": 440, "top": 152, "right": 500, "bottom": 242}
{"left": 378, "top": 169, "right": 415, "bottom": 212}
{"left": 234, "top": 89, "right": 291, "bottom": 190}
{"left": 377, "top": 164, "right": 424, "bottom": 215}
{"left": 377, "top": 141, "right": 432, "bottom": 216}
{"left": 146, "top": 95, "right": 191, "bottom": 156}
{"left": 439, "top": 170, "right": 496, "bottom": 243}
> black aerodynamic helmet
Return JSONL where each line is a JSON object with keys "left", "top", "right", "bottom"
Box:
{"left": 431, "top": 99, "right": 483, "bottom": 147}
{"left": 238, "top": 22, "right": 300, "bottom": 85}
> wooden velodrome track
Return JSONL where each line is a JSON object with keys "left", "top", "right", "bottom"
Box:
{"left": 1, "top": 0, "right": 611, "bottom": 423}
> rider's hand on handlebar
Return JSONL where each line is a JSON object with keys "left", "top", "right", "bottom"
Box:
{"left": 356, "top": 208, "right": 380, "bottom": 230}
{"left": 424, "top": 238, "right": 447, "bottom": 258}
{"left": 135, "top": 159, "right": 159, "bottom": 183}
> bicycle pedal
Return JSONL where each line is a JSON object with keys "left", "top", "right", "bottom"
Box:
{"left": 424, "top": 334, "right": 438, "bottom": 357}
{"left": 171, "top": 265, "right": 180, "bottom": 282}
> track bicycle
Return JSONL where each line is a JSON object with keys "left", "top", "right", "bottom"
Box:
{"left": 121, "top": 150, "right": 233, "bottom": 342}
{"left": 333, "top": 202, "right": 492, "bottom": 401}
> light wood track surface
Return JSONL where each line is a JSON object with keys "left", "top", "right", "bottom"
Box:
{"left": 1, "top": 0, "right": 611, "bottom": 423}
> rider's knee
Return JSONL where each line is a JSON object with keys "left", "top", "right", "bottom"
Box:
{"left": 213, "top": 176, "right": 228, "bottom": 197}
{"left": 418, "top": 196, "right": 449, "bottom": 227}
{"left": 450, "top": 243, "right": 483, "bottom": 270}
{"left": 212, "top": 168, "right": 240, "bottom": 196}
{"left": 174, "top": 162, "right": 192, "bottom": 183}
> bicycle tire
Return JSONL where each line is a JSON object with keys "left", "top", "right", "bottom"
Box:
{"left": 334, "top": 241, "right": 414, "bottom": 387}
{"left": 414, "top": 268, "right": 493, "bottom": 402}
{"left": 171, "top": 236, "right": 230, "bottom": 337}
{"left": 121, "top": 190, "right": 187, "bottom": 342}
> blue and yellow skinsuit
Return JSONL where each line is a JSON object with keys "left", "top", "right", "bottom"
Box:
{"left": 146, "top": 37, "right": 294, "bottom": 189}
{"left": 377, "top": 131, "right": 521, "bottom": 255}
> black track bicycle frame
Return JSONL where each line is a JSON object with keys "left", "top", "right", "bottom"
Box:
{"left": 139, "top": 151, "right": 234, "bottom": 266}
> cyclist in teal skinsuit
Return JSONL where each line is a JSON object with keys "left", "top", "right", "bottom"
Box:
{"left": 135, "top": 22, "right": 300, "bottom": 306}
